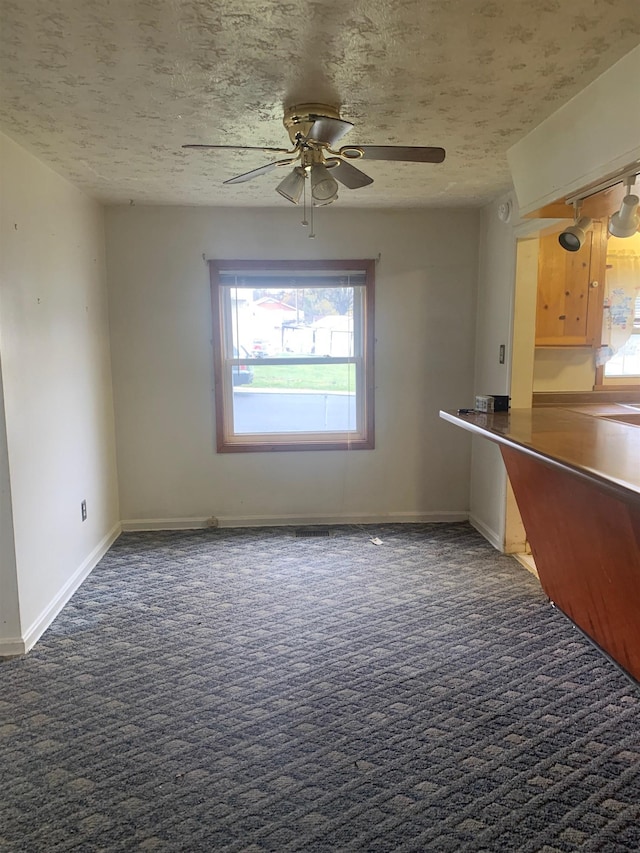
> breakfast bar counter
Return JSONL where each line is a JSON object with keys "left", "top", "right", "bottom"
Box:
{"left": 440, "top": 405, "right": 640, "bottom": 683}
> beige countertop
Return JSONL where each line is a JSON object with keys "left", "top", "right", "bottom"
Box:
{"left": 439, "top": 404, "right": 640, "bottom": 501}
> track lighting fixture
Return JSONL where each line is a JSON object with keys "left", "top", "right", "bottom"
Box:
{"left": 558, "top": 203, "right": 592, "bottom": 252}
{"left": 608, "top": 176, "right": 639, "bottom": 238}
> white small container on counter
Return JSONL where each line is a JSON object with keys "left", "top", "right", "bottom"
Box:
{"left": 475, "top": 395, "right": 494, "bottom": 413}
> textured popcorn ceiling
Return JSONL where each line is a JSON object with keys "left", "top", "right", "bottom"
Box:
{"left": 1, "top": 0, "right": 639, "bottom": 208}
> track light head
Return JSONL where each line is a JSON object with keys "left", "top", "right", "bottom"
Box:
{"left": 558, "top": 216, "right": 592, "bottom": 252}
{"left": 609, "top": 192, "right": 640, "bottom": 238}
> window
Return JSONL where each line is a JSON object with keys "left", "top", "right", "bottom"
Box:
{"left": 596, "top": 232, "right": 640, "bottom": 387}
{"left": 209, "top": 259, "right": 375, "bottom": 452}
{"left": 603, "top": 293, "right": 640, "bottom": 378}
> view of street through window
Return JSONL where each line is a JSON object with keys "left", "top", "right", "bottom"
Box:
{"left": 230, "top": 285, "right": 357, "bottom": 434}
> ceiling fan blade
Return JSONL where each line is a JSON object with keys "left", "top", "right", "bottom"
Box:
{"left": 307, "top": 115, "right": 354, "bottom": 148}
{"left": 183, "top": 144, "right": 292, "bottom": 153}
{"left": 330, "top": 160, "right": 374, "bottom": 190}
{"left": 357, "top": 145, "right": 446, "bottom": 163}
{"left": 223, "top": 158, "right": 295, "bottom": 185}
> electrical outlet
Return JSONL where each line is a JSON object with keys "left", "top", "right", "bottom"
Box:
{"left": 81, "top": 500, "right": 87, "bottom": 522}
{"left": 499, "top": 344, "right": 506, "bottom": 364}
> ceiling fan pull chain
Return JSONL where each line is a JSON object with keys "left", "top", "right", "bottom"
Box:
{"left": 309, "top": 196, "right": 315, "bottom": 238}
{"left": 301, "top": 174, "right": 308, "bottom": 227}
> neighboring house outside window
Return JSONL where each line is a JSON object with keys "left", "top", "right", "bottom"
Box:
{"left": 209, "top": 259, "right": 375, "bottom": 452}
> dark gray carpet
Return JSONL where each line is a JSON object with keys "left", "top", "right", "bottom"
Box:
{"left": 1, "top": 523, "right": 639, "bottom": 852}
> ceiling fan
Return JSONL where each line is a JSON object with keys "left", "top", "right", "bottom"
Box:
{"left": 182, "top": 103, "right": 445, "bottom": 206}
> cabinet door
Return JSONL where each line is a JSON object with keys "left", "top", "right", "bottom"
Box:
{"left": 535, "top": 222, "right": 605, "bottom": 347}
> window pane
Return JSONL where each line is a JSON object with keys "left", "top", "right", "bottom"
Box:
{"left": 211, "top": 259, "right": 374, "bottom": 451}
{"left": 226, "top": 285, "right": 358, "bottom": 358}
{"left": 233, "top": 363, "right": 357, "bottom": 434}
{"left": 604, "top": 334, "right": 640, "bottom": 376}
{"left": 247, "top": 362, "right": 355, "bottom": 391}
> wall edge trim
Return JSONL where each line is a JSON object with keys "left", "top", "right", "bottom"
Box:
{"left": 469, "top": 514, "right": 504, "bottom": 552}
{"left": 122, "top": 512, "right": 469, "bottom": 531}
{"left": 0, "top": 637, "right": 27, "bottom": 657}
{"left": 122, "top": 517, "right": 215, "bottom": 531}
{"left": 20, "top": 522, "right": 122, "bottom": 653}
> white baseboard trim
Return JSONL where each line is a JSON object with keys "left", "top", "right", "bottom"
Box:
{"left": 18, "top": 522, "right": 122, "bottom": 654}
{"left": 469, "top": 514, "right": 504, "bottom": 552}
{"left": 122, "top": 517, "right": 216, "bottom": 531}
{"left": 122, "top": 511, "right": 469, "bottom": 531}
{"left": 217, "top": 511, "right": 470, "bottom": 528}
{"left": 0, "top": 636, "right": 27, "bottom": 657}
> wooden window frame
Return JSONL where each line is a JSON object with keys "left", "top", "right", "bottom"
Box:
{"left": 209, "top": 259, "right": 375, "bottom": 453}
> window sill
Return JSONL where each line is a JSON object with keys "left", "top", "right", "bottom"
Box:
{"left": 217, "top": 435, "right": 375, "bottom": 453}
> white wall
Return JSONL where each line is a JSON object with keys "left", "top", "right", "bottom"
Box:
{"left": 471, "top": 201, "right": 587, "bottom": 553}
{"left": 533, "top": 348, "right": 595, "bottom": 391}
{"left": 511, "top": 237, "right": 538, "bottom": 408}
{"left": 508, "top": 45, "right": 640, "bottom": 215}
{"left": 106, "top": 205, "right": 479, "bottom": 527}
{"left": 467, "top": 194, "right": 517, "bottom": 549}
{"left": 0, "top": 132, "right": 120, "bottom": 653}
{"left": 0, "top": 356, "right": 20, "bottom": 642}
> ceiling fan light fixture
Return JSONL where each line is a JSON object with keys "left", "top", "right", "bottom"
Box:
{"left": 275, "top": 167, "right": 306, "bottom": 204}
{"left": 184, "top": 103, "right": 446, "bottom": 216}
{"left": 312, "top": 196, "right": 336, "bottom": 207}
{"left": 310, "top": 164, "right": 339, "bottom": 204}
{"left": 609, "top": 191, "right": 640, "bottom": 238}
{"left": 558, "top": 216, "right": 592, "bottom": 252}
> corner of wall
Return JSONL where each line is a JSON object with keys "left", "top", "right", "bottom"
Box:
{"left": 1, "top": 132, "right": 121, "bottom": 653}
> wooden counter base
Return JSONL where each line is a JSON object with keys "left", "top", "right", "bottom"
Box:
{"left": 439, "top": 406, "right": 640, "bottom": 684}
{"left": 500, "top": 446, "right": 640, "bottom": 682}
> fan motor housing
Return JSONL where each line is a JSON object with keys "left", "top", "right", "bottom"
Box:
{"left": 283, "top": 103, "right": 341, "bottom": 144}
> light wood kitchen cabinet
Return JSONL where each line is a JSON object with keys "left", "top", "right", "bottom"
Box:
{"left": 535, "top": 221, "right": 607, "bottom": 347}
